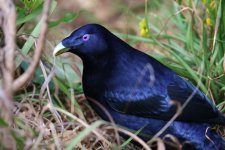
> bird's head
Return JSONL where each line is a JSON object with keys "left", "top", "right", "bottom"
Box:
{"left": 53, "top": 24, "right": 110, "bottom": 60}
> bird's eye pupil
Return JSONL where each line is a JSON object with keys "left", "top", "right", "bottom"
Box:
{"left": 82, "top": 34, "right": 90, "bottom": 41}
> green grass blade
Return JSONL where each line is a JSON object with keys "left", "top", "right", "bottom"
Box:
{"left": 120, "top": 126, "right": 145, "bottom": 148}
{"left": 16, "top": 0, "right": 57, "bottom": 67}
{"left": 16, "top": 4, "right": 43, "bottom": 25}
{"left": 65, "top": 121, "right": 105, "bottom": 150}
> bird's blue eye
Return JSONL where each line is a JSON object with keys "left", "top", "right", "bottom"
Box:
{"left": 82, "top": 34, "right": 90, "bottom": 41}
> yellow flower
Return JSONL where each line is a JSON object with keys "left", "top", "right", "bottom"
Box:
{"left": 206, "top": 18, "right": 212, "bottom": 26}
{"left": 210, "top": 0, "right": 215, "bottom": 8}
{"left": 139, "top": 18, "right": 150, "bottom": 37}
{"left": 202, "top": 0, "right": 206, "bottom": 4}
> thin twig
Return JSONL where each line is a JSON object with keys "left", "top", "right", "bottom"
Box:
{"left": 39, "top": 60, "right": 64, "bottom": 136}
{"left": 211, "top": 1, "right": 222, "bottom": 53}
{"left": 12, "top": 0, "right": 52, "bottom": 92}
{"left": 87, "top": 97, "right": 121, "bottom": 147}
{"left": 147, "top": 62, "right": 205, "bottom": 144}
{"left": 156, "top": 7, "right": 193, "bottom": 39}
{"left": 50, "top": 122, "right": 62, "bottom": 150}
{"left": 107, "top": 126, "right": 151, "bottom": 150}
{"left": 205, "top": 127, "right": 218, "bottom": 150}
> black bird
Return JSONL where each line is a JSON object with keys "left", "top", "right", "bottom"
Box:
{"left": 53, "top": 24, "right": 225, "bottom": 150}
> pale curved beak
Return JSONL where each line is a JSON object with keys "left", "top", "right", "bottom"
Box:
{"left": 53, "top": 42, "right": 70, "bottom": 56}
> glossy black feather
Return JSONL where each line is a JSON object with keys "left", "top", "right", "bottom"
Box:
{"left": 57, "top": 24, "right": 225, "bottom": 149}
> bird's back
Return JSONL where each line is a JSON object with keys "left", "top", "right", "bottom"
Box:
{"left": 83, "top": 33, "right": 225, "bottom": 125}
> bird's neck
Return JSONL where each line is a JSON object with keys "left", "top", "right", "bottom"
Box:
{"left": 82, "top": 52, "right": 110, "bottom": 70}
{"left": 81, "top": 34, "right": 137, "bottom": 97}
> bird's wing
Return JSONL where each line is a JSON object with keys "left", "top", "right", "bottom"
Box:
{"left": 102, "top": 57, "right": 173, "bottom": 116}
{"left": 103, "top": 73, "right": 224, "bottom": 123}
{"left": 166, "top": 75, "right": 224, "bottom": 123}
{"left": 103, "top": 88, "right": 171, "bottom": 116}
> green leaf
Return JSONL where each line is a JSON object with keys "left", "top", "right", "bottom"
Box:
{"left": 186, "top": 16, "right": 194, "bottom": 52}
{"left": 16, "top": 0, "right": 57, "bottom": 67}
{"left": 22, "top": 0, "right": 44, "bottom": 11}
{"left": 16, "top": 3, "right": 43, "bottom": 25}
{"left": 49, "top": 13, "right": 78, "bottom": 28}
{"left": 11, "top": 131, "right": 25, "bottom": 150}
{"left": 0, "top": 118, "right": 8, "bottom": 127}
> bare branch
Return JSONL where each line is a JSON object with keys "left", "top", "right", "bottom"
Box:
{"left": 0, "top": 0, "right": 16, "bottom": 95}
{"left": 0, "top": 0, "right": 16, "bottom": 127}
{"left": 12, "top": 0, "right": 52, "bottom": 92}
